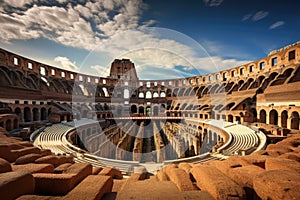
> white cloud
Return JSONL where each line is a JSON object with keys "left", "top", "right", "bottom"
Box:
{"left": 252, "top": 11, "right": 269, "bottom": 21}
{"left": 54, "top": 56, "right": 79, "bottom": 71}
{"left": 0, "top": 0, "right": 251, "bottom": 79}
{"left": 242, "top": 14, "right": 252, "bottom": 21}
{"left": 203, "top": 0, "right": 224, "bottom": 7}
{"left": 90, "top": 65, "right": 110, "bottom": 77}
{"left": 269, "top": 21, "right": 285, "bottom": 30}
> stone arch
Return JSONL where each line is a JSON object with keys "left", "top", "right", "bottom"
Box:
{"left": 124, "top": 89, "right": 130, "bottom": 99}
{"left": 269, "top": 109, "right": 278, "bottom": 125}
{"left": 146, "top": 106, "right": 151, "bottom": 116}
{"left": 250, "top": 108, "right": 257, "bottom": 122}
{"left": 160, "top": 91, "right": 166, "bottom": 97}
{"left": 291, "top": 111, "right": 299, "bottom": 130}
{"left": 33, "top": 108, "right": 39, "bottom": 121}
{"left": 131, "top": 105, "right": 137, "bottom": 114}
{"left": 153, "top": 91, "right": 159, "bottom": 98}
{"left": 138, "top": 92, "right": 144, "bottom": 98}
{"left": 138, "top": 106, "right": 144, "bottom": 115}
{"left": 209, "top": 84, "right": 219, "bottom": 94}
{"left": 41, "top": 107, "right": 47, "bottom": 121}
{"left": 0, "top": 67, "right": 13, "bottom": 86}
{"left": 281, "top": 110, "right": 288, "bottom": 128}
{"left": 260, "top": 109, "right": 266, "bottom": 123}
{"left": 14, "top": 107, "right": 22, "bottom": 122}
{"left": 145, "top": 91, "right": 152, "bottom": 99}
{"left": 288, "top": 66, "right": 300, "bottom": 83}
{"left": 228, "top": 115, "right": 233, "bottom": 122}
{"left": 271, "top": 68, "right": 294, "bottom": 86}
{"left": 24, "top": 107, "right": 31, "bottom": 122}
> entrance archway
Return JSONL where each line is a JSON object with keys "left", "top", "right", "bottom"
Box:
{"left": 281, "top": 110, "right": 288, "bottom": 128}
{"left": 291, "top": 111, "right": 299, "bottom": 130}
{"left": 269, "top": 109, "right": 278, "bottom": 125}
{"left": 260, "top": 110, "right": 266, "bottom": 123}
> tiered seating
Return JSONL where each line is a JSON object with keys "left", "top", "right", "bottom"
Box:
{"left": 222, "top": 124, "right": 259, "bottom": 156}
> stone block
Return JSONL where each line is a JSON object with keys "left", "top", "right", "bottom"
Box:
{"left": 54, "top": 163, "right": 72, "bottom": 174}
{"left": 227, "top": 165, "right": 265, "bottom": 188}
{"left": 92, "top": 167, "right": 103, "bottom": 175}
{"left": 63, "top": 175, "right": 113, "bottom": 200}
{"left": 165, "top": 167, "right": 195, "bottom": 191}
{"left": 0, "top": 157, "right": 12, "bottom": 173}
{"left": 63, "top": 163, "right": 92, "bottom": 186}
{"left": 191, "top": 165, "right": 246, "bottom": 200}
{"left": 35, "top": 155, "right": 59, "bottom": 166}
{"left": 117, "top": 180, "right": 181, "bottom": 200}
{"left": 178, "top": 162, "right": 193, "bottom": 174}
{"left": 12, "top": 147, "right": 41, "bottom": 158}
{"left": 253, "top": 170, "right": 300, "bottom": 200}
{"left": 0, "top": 144, "right": 17, "bottom": 162}
{"left": 0, "top": 172, "right": 34, "bottom": 200}
{"left": 12, "top": 163, "right": 54, "bottom": 174}
{"left": 265, "top": 157, "right": 300, "bottom": 172}
{"left": 14, "top": 153, "right": 42, "bottom": 165}
{"left": 181, "top": 191, "right": 214, "bottom": 200}
{"left": 278, "top": 152, "right": 300, "bottom": 162}
{"left": 98, "top": 167, "right": 123, "bottom": 179}
{"left": 156, "top": 170, "right": 168, "bottom": 181}
{"left": 33, "top": 173, "right": 76, "bottom": 195}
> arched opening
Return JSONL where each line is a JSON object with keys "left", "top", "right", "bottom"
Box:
{"left": 153, "top": 92, "right": 159, "bottom": 98}
{"left": 131, "top": 105, "right": 137, "bottom": 114}
{"left": 146, "top": 106, "right": 151, "bottom": 116}
{"left": 269, "top": 109, "right": 278, "bottom": 125}
{"left": 6, "top": 120, "right": 12, "bottom": 131}
{"left": 41, "top": 108, "right": 47, "bottom": 121}
{"left": 260, "top": 110, "right": 266, "bottom": 123}
{"left": 14, "top": 107, "right": 22, "bottom": 122}
{"left": 291, "top": 111, "right": 299, "bottom": 130}
{"left": 124, "top": 89, "right": 129, "bottom": 99}
{"left": 138, "top": 106, "right": 144, "bottom": 115}
{"left": 138, "top": 92, "right": 144, "bottom": 98}
{"left": 250, "top": 108, "right": 257, "bottom": 122}
{"left": 33, "top": 108, "right": 39, "bottom": 121}
{"left": 211, "top": 111, "right": 215, "bottom": 119}
{"left": 13, "top": 119, "right": 18, "bottom": 129}
{"left": 24, "top": 107, "right": 31, "bottom": 122}
{"left": 160, "top": 92, "right": 166, "bottom": 97}
{"left": 228, "top": 115, "right": 233, "bottom": 122}
{"left": 281, "top": 110, "right": 288, "bottom": 128}
{"left": 102, "top": 87, "right": 109, "bottom": 97}
{"left": 145, "top": 91, "right": 152, "bottom": 99}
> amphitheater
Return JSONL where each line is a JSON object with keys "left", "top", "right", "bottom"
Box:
{"left": 0, "top": 41, "right": 300, "bottom": 200}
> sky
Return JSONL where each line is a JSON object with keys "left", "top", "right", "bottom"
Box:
{"left": 0, "top": 0, "right": 299, "bottom": 80}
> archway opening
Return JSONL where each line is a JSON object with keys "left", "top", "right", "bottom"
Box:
{"left": 260, "top": 110, "right": 266, "bottom": 123}
{"left": 291, "top": 111, "right": 299, "bottom": 130}
{"left": 269, "top": 109, "right": 278, "bottom": 125}
{"left": 24, "top": 107, "right": 31, "bottom": 122}
{"left": 281, "top": 110, "right": 288, "bottom": 128}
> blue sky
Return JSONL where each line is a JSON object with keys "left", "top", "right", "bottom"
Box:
{"left": 0, "top": 0, "right": 299, "bottom": 80}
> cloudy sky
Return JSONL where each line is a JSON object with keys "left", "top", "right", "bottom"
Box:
{"left": 0, "top": 0, "right": 299, "bottom": 80}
